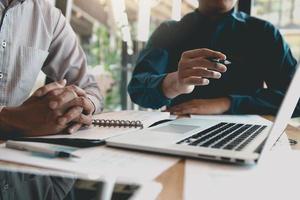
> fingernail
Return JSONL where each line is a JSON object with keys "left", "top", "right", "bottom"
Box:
{"left": 204, "top": 79, "right": 210, "bottom": 85}
{"left": 49, "top": 101, "right": 58, "bottom": 109}
{"left": 69, "top": 128, "right": 74, "bottom": 134}
{"left": 223, "top": 66, "right": 227, "bottom": 72}
{"left": 58, "top": 79, "right": 67, "bottom": 86}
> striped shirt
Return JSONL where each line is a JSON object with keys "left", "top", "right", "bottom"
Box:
{"left": 0, "top": 0, "right": 103, "bottom": 113}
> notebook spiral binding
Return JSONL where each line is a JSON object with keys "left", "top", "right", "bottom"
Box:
{"left": 92, "top": 119, "right": 144, "bottom": 129}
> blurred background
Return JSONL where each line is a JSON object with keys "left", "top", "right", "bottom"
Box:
{"left": 41, "top": 0, "right": 300, "bottom": 114}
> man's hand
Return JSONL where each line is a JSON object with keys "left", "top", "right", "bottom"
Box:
{"left": 0, "top": 81, "right": 95, "bottom": 136}
{"left": 0, "top": 80, "right": 70, "bottom": 136}
{"left": 48, "top": 86, "right": 95, "bottom": 134}
{"left": 0, "top": 94, "right": 68, "bottom": 137}
{"left": 162, "top": 49, "right": 227, "bottom": 98}
{"left": 167, "top": 98, "right": 231, "bottom": 115}
{"left": 34, "top": 82, "right": 95, "bottom": 134}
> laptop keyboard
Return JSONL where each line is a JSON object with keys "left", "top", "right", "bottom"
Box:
{"left": 177, "top": 122, "right": 267, "bottom": 151}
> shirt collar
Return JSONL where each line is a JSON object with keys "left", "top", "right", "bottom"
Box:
{"left": 195, "top": 8, "right": 247, "bottom": 23}
{"left": 231, "top": 10, "right": 247, "bottom": 23}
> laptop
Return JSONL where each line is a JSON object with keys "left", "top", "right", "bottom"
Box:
{"left": 107, "top": 65, "right": 300, "bottom": 165}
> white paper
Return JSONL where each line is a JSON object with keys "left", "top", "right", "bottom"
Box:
{"left": 132, "top": 181, "right": 162, "bottom": 200}
{"left": 39, "top": 111, "right": 170, "bottom": 140}
{"left": 0, "top": 143, "right": 178, "bottom": 181}
{"left": 184, "top": 138, "right": 297, "bottom": 200}
{"left": 184, "top": 157, "right": 299, "bottom": 200}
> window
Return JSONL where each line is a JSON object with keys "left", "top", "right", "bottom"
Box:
{"left": 252, "top": 0, "right": 300, "bottom": 59}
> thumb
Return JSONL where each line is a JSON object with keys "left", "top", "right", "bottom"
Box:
{"left": 33, "top": 79, "right": 67, "bottom": 97}
{"left": 58, "top": 79, "right": 67, "bottom": 86}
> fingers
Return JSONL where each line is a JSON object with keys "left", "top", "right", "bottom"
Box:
{"left": 66, "top": 85, "right": 87, "bottom": 97}
{"left": 191, "top": 58, "right": 227, "bottom": 72}
{"left": 180, "top": 57, "right": 227, "bottom": 73}
{"left": 48, "top": 85, "right": 86, "bottom": 110}
{"left": 178, "top": 49, "right": 228, "bottom": 89}
{"left": 182, "top": 48, "right": 226, "bottom": 60}
{"left": 57, "top": 106, "right": 83, "bottom": 125}
{"left": 182, "top": 77, "right": 210, "bottom": 86}
{"left": 57, "top": 105, "right": 92, "bottom": 126}
{"left": 62, "top": 96, "right": 95, "bottom": 115}
{"left": 67, "top": 123, "right": 82, "bottom": 134}
{"left": 73, "top": 114, "right": 93, "bottom": 125}
{"left": 33, "top": 79, "right": 67, "bottom": 97}
{"left": 182, "top": 68, "right": 222, "bottom": 80}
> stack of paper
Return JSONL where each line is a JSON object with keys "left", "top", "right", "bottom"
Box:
{"left": 184, "top": 134, "right": 297, "bottom": 200}
{"left": 0, "top": 142, "right": 179, "bottom": 181}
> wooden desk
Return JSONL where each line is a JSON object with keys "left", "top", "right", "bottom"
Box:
{"left": 0, "top": 117, "right": 299, "bottom": 200}
{"left": 155, "top": 118, "right": 300, "bottom": 200}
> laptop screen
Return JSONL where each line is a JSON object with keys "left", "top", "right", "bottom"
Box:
{"left": 259, "top": 64, "right": 300, "bottom": 160}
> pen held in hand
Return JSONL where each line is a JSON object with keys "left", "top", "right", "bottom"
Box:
{"left": 209, "top": 58, "right": 232, "bottom": 65}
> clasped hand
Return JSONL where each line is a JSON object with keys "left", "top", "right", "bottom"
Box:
{"left": 3, "top": 80, "right": 95, "bottom": 136}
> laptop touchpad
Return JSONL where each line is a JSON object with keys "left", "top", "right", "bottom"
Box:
{"left": 151, "top": 124, "right": 199, "bottom": 134}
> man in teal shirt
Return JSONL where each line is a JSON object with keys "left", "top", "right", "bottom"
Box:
{"left": 128, "top": 0, "right": 299, "bottom": 115}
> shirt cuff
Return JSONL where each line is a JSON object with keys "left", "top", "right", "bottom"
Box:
{"left": 227, "top": 95, "right": 253, "bottom": 115}
{"left": 151, "top": 74, "right": 172, "bottom": 107}
{"left": 86, "top": 94, "right": 104, "bottom": 114}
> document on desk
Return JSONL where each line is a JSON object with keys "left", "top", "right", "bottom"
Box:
{"left": 184, "top": 155, "right": 300, "bottom": 200}
{"left": 38, "top": 111, "right": 170, "bottom": 140}
{"left": 0, "top": 143, "right": 179, "bottom": 180}
{"left": 184, "top": 146, "right": 297, "bottom": 200}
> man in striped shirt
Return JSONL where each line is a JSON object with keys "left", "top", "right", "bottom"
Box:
{"left": 0, "top": 0, "right": 103, "bottom": 136}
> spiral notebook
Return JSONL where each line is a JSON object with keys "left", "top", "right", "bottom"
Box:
{"left": 92, "top": 118, "right": 144, "bottom": 129}
{"left": 30, "top": 111, "right": 171, "bottom": 145}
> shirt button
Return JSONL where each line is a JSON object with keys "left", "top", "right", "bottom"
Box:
{"left": 2, "top": 41, "right": 7, "bottom": 48}
{"left": 2, "top": 184, "right": 9, "bottom": 191}
{"left": 0, "top": 73, "right": 3, "bottom": 79}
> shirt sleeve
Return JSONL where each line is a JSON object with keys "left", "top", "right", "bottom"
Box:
{"left": 41, "top": 10, "right": 103, "bottom": 114}
{"left": 128, "top": 23, "right": 173, "bottom": 109}
{"left": 227, "top": 23, "right": 300, "bottom": 116}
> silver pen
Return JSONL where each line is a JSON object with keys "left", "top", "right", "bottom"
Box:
{"left": 209, "top": 58, "right": 232, "bottom": 65}
{"left": 5, "top": 140, "right": 80, "bottom": 158}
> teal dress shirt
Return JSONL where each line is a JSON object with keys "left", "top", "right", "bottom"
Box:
{"left": 128, "top": 10, "right": 299, "bottom": 115}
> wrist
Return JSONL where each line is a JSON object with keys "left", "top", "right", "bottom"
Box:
{"left": 0, "top": 107, "right": 22, "bottom": 135}
{"left": 162, "top": 72, "right": 194, "bottom": 99}
{"left": 219, "top": 97, "right": 231, "bottom": 113}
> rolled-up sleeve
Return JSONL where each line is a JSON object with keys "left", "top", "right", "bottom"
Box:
{"left": 128, "top": 22, "right": 175, "bottom": 109}
{"left": 128, "top": 48, "right": 172, "bottom": 109}
{"left": 42, "top": 10, "right": 103, "bottom": 113}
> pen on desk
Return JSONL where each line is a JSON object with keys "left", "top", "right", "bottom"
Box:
{"left": 5, "top": 140, "right": 80, "bottom": 159}
{"left": 209, "top": 58, "right": 232, "bottom": 65}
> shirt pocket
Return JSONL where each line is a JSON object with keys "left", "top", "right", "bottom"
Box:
{"left": 18, "top": 46, "right": 49, "bottom": 96}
